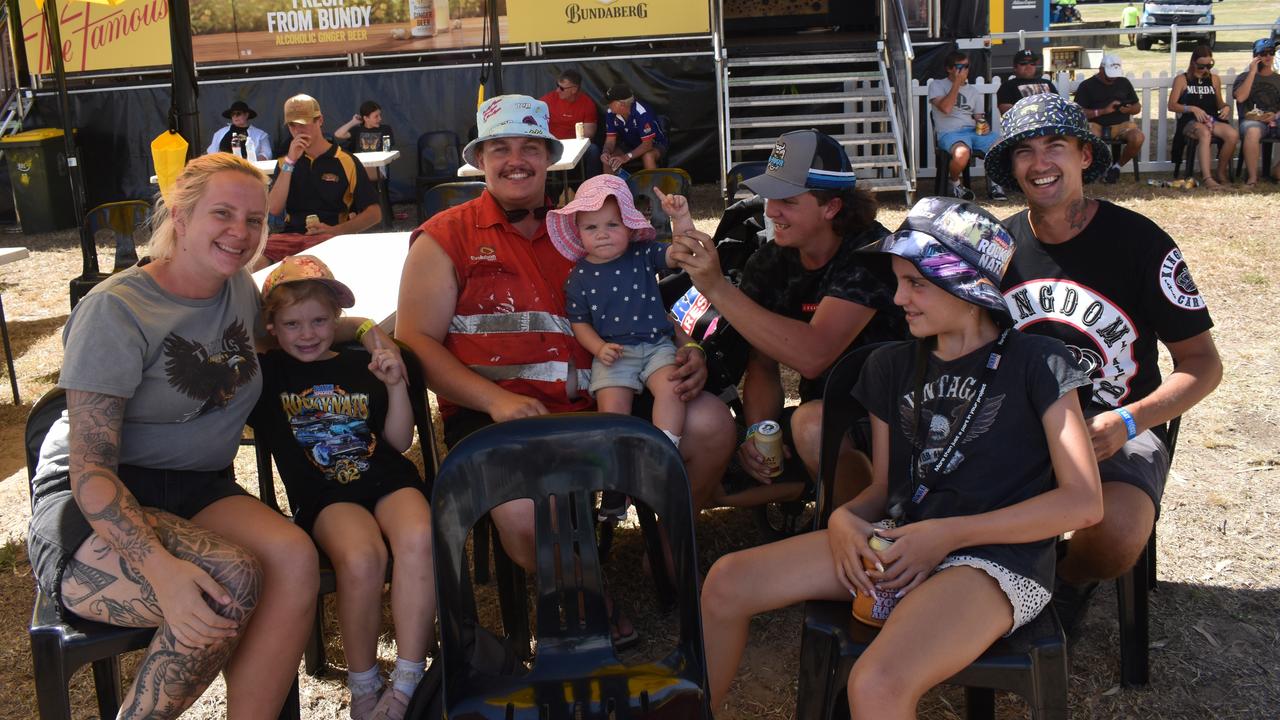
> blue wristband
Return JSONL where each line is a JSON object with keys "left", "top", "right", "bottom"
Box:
{"left": 1113, "top": 407, "right": 1138, "bottom": 440}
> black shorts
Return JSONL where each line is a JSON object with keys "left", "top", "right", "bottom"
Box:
{"left": 292, "top": 478, "right": 427, "bottom": 535}
{"left": 1098, "top": 429, "right": 1171, "bottom": 516}
{"left": 27, "top": 464, "right": 249, "bottom": 607}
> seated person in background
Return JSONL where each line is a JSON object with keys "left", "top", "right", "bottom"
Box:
{"left": 699, "top": 197, "right": 1103, "bottom": 715}
{"left": 547, "top": 174, "right": 688, "bottom": 520}
{"left": 260, "top": 94, "right": 381, "bottom": 267}
{"left": 1073, "top": 54, "right": 1144, "bottom": 183}
{"left": 540, "top": 69, "right": 603, "bottom": 178}
{"left": 207, "top": 100, "right": 273, "bottom": 160}
{"left": 334, "top": 100, "right": 395, "bottom": 182}
{"left": 669, "top": 130, "right": 904, "bottom": 509}
{"left": 601, "top": 83, "right": 668, "bottom": 174}
{"left": 253, "top": 256, "right": 435, "bottom": 720}
{"left": 997, "top": 50, "right": 1060, "bottom": 115}
{"left": 1231, "top": 39, "right": 1280, "bottom": 186}
{"left": 1167, "top": 44, "right": 1237, "bottom": 189}
{"left": 929, "top": 51, "right": 1006, "bottom": 201}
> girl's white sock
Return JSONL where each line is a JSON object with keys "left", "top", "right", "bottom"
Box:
{"left": 391, "top": 657, "right": 426, "bottom": 696}
{"left": 661, "top": 429, "right": 681, "bottom": 447}
{"left": 347, "top": 663, "right": 383, "bottom": 697}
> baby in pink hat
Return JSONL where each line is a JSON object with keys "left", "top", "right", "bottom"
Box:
{"left": 547, "top": 174, "right": 695, "bottom": 519}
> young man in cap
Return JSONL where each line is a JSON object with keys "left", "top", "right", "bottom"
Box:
{"left": 395, "top": 95, "right": 735, "bottom": 643}
{"left": 1232, "top": 38, "right": 1280, "bottom": 185}
{"left": 207, "top": 100, "right": 273, "bottom": 160}
{"left": 600, "top": 83, "right": 668, "bottom": 174}
{"left": 929, "top": 51, "right": 1007, "bottom": 201}
{"left": 669, "top": 129, "right": 904, "bottom": 507}
{"left": 1073, "top": 55, "right": 1144, "bottom": 183}
{"left": 539, "top": 69, "right": 603, "bottom": 178}
{"left": 996, "top": 50, "right": 1060, "bottom": 116}
{"left": 984, "top": 93, "right": 1222, "bottom": 632}
{"left": 260, "top": 94, "right": 381, "bottom": 267}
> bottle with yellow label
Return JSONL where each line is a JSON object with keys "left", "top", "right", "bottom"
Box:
{"left": 851, "top": 521, "right": 899, "bottom": 627}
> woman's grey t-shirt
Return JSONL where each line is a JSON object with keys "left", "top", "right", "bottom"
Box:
{"left": 37, "top": 266, "right": 264, "bottom": 475}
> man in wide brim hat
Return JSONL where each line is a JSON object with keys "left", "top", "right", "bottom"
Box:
{"left": 207, "top": 99, "right": 273, "bottom": 160}
{"left": 985, "top": 91, "right": 1222, "bottom": 637}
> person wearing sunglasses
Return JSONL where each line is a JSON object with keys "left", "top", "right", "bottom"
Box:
{"left": 929, "top": 51, "right": 1008, "bottom": 201}
{"left": 1073, "top": 54, "right": 1144, "bottom": 184}
{"left": 539, "top": 69, "right": 603, "bottom": 178}
{"left": 1231, "top": 38, "right": 1280, "bottom": 186}
{"left": 1168, "top": 44, "right": 1237, "bottom": 189}
{"left": 996, "top": 49, "right": 1060, "bottom": 116}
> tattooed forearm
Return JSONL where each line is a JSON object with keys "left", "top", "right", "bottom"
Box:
{"left": 66, "top": 390, "right": 164, "bottom": 571}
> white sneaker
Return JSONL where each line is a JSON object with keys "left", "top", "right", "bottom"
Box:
{"left": 949, "top": 179, "right": 975, "bottom": 201}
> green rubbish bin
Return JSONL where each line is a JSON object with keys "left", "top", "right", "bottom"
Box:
{"left": 1, "top": 128, "right": 76, "bottom": 233}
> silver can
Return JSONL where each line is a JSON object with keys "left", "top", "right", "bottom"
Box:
{"left": 754, "top": 420, "right": 784, "bottom": 478}
{"left": 381, "top": 134, "right": 391, "bottom": 152}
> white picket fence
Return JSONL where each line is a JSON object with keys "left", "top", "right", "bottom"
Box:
{"left": 911, "top": 69, "right": 1249, "bottom": 179}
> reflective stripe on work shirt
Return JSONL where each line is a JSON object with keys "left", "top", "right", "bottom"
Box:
{"left": 468, "top": 363, "right": 592, "bottom": 388}
{"left": 449, "top": 311, "right": 573, "bottom": 336}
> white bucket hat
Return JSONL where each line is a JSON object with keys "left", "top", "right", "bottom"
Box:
{"left": 461, "top": 94, "right": 565, "bottom": 168}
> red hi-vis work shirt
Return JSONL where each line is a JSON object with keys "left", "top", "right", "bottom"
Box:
{"left": 419, "top": 190, "right": 594, "bottom": 418}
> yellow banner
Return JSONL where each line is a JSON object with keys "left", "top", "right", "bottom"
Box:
{"left": 507, "top": 0, "right": 709, "bottom": 43}
{"left": 19, "top": 0, "right": 170, "bottom": 74}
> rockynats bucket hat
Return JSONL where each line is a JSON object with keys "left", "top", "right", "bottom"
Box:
{"left": 462, "top": 94, "right": 565, "bottom": 168}
{"left": 860, "top": 196, "right": 1015, "bottom": 323}
{"left": 546, "top": 174, "right": 655, "bottom": 262}
{"left": 982, "top": 92, "right": 1112, "bottom": 191}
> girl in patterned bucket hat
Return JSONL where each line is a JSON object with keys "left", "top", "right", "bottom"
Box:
{"left": 699, "top": 195, "right": 1103, "bottom": 717}
{"left": 983, "top": 92, "right": 1113, "bottom": 192}
{"left": 549, "top": 173, "right": 685, "bottom": 524}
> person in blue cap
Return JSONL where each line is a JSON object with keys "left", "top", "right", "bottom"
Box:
{"left": 1232, "top": 38, "right": 1280, "bottom": 185}
{"left": 985, "top": 92, "right": 1222, "bottom": 634}
{"left": 670, "top": 129, "right": 905, "bottom": 509}
{"left": 698, "top": 197, "right": 1103, "bottom": 715}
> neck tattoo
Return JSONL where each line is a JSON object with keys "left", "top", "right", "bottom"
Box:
{"left": 1066, "top": 198, "right": 1090, "bottom": 231}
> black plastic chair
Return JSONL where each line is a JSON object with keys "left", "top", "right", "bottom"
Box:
{"left": 418, "top": 181, "right": 486, "bottom": 225}
{"left": 1171, "top": 115, "right": 1228, "bottom": 181}
{"left": 932, "top": 146, "right": 973, "bottom": 197}
{"left": 795, "top": 346, "right": 1070, "bottom": 720}
{"left": 627, "top": 168, "right": 692, "bottom": 241}
{"left": 725, "top": 160, "right": 767, "bottom": 204}
{"left": 1108, "top": 140, "right": 1141, "bottom": 182}
{"left": 25, "top": 388, "right": 301, "bottom": 719}
{"left": 70, "top": 200, "right": 151, "bottom": 308}
{"left": 251, "top": 341, "right": 440, "bottom": 677}
{"left": 432, "top": 413, "right": 712, "bottom": 719}
{"left": 415, "top": 131, "right": 464, "bottom": 222}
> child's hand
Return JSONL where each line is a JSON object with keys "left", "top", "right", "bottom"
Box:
{"left": 368, "top": 335, "right": 407, "bottom": 386}
{"left": 596, "top": 343, "right": 623, "bottom": 366}
{"left": 652, "top": 186, "right": 690, "bottom": 218}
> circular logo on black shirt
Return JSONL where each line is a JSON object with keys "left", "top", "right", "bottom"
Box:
{"left": 1158, "top": 248, "right": 1206, "bottom": 310}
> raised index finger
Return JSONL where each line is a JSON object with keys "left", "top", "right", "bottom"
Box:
{"left": 652, "top": 186, "right": 668, "bottom": 202}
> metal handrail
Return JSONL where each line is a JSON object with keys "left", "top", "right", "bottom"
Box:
{"left": 880, "top": 0, "right": 916, "bottom": 188}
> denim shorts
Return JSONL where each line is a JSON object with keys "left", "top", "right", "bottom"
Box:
{"left": 588, "top": 339, "right": 677, "bottom": 394}
{"left": 1240, "top": 119, "right": 1280, "bottom": 140}
{"left": 27, "top": 464, "right": 249, "bottom": 607}
{"left": 937, "top": 128, "right": 999, "bottom": 156}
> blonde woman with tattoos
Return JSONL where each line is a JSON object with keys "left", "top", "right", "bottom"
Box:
{"left": 27, "top": 153, "right": 394, "bottom": 719}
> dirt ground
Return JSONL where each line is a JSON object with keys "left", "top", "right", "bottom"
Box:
{"left": 0, "top": 179, "right": 1277, "bottom": 718}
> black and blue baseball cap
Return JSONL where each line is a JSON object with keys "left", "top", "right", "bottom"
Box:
{"left": 741, "top": 129, "right": 859, "bottom": 199}
{"left": 1253, "top": 38, "right": 1277, "bottom": 56}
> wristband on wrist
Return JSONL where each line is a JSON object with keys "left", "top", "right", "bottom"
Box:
{"left": 682, "top": 340, "right": 704, "bottom": 354}
{"left": 280, "top": 159, "right": 295, "bottom": 174}
{"left": 355, "top": 319, "right": 375, "bottom": 342}
{"left": 1113, "top": 407, "right": 1138, "bottom": 440}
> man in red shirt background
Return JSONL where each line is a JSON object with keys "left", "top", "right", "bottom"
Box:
{"left": 540, "top": 69, "right": 603, "bottom": 179}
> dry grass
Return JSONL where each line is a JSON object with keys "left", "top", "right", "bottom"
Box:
{"left": 0, "top": 179, "right": 1277, "bottom": 718}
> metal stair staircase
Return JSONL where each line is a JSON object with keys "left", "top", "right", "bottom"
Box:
{"left": 724, "top": 49, "right": 912, "bottom": 199}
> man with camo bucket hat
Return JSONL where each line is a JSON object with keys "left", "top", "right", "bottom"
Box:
{"left": 985, "top": 92, "right": 1223, "bottom": 636}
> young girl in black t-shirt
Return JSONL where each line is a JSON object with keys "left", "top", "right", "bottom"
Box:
{"left": 699, "top": 198, "right": 1103, "bottom": 716}
{"left": 252, "top": 255, "right": 433, "bottom": 720}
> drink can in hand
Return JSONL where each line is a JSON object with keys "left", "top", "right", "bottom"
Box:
{"left": 753, "top": 420, "right": 784, "bottom": 478}
{"left": 852, "top": 522, "right": 899, "bottom": 627}
{"left": 305, "top": 214, "right": 320, "bottom": 232}
{"left": 974, "top": 113, "right": 990, "bottom": 135}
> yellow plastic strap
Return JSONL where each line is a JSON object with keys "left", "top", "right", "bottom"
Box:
{"left": 355, "top": 319, "right": 375, "bottom": 342}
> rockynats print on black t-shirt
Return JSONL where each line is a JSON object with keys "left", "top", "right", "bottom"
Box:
{"left": 276, "top": 384, "right": 377, "bottom": 484}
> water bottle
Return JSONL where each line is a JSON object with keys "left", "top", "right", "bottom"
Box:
{"left": 245, "top": 135, "right": 257, "bottom": 160}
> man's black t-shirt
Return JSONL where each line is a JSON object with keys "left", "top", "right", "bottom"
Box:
{"left": 344, "top": 124, "right": 396, "bottom": 153}
{"left": 249, "top": 349, "right": 421, "bottom": 527}
{"left": 1074, "top": 74, "right": 1139, "bottom": 126}
{"left": 996, "top": 78, "right": 1060, "bottom": 108}
{"left": 852, "top": 331, "right": 1090, "bottom": 592}
{"left": 1001, "top": 201, "right": 1214, "bottom": 413}
{"left": 738, "top": 221, "right": 906, "bottom": 401}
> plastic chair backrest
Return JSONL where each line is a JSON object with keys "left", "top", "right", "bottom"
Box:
{"left": 431, "top": 413, "right": 710, "bottom": 718}
{"left": 815, "top": 343, "right": 891, "bottom": 528}
{"left": 84, "top": 200, "right": 150, "bottom": 273}
{"left": 26, "top": 388, "right": 67, "bottom": 487}
{"left": 417, "top": 131, "right": 463, "bottom": 180}
{"left": 725, "top": 161, "right": 767, "bottom": 203}
{"left": 419, "top": 181, "right": 486, "bottom": 224}
{"left": 627, "top": 168, "right": 692, "bottom": 241}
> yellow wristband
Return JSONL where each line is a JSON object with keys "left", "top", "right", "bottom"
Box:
{"left": 355, "top": 319, "right": 375, "bottom": 342}
{"left": 682, "top": 341, "right": 705, "bottom": 354}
